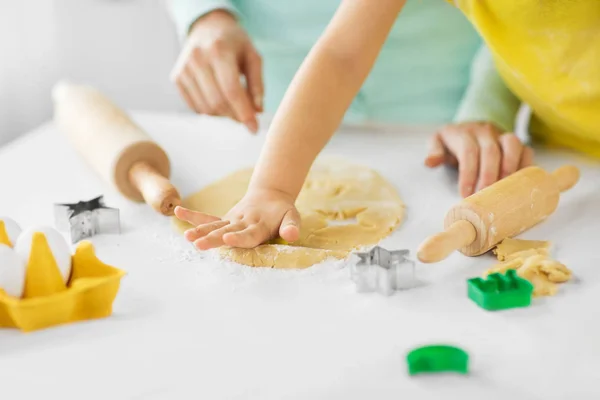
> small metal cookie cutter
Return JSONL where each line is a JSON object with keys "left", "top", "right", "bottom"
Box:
{"left": 54, "top": 196, "right": 120, "bottom": 243}
{"left": 350, "top": 246, "right": 417, "bottom": 295}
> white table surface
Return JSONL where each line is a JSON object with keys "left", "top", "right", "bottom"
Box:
{"left": 1, "top": 112, "right": 599, "bottom": 400}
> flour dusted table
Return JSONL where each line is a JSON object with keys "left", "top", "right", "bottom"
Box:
{"left": 1, "top": 112, "right": 599, "bottom": 400}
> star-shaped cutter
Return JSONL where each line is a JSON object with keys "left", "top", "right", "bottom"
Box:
{"left": 54, "top": 195, "right": 121, "bottom": 243}
{"left": 350, "top": 246, "right": 417, "bottom": 295}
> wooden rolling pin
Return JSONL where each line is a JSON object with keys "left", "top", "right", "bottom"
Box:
{"left": 52, "top": 81, "right": 181, "bottom": 216}
{"left": 417, "top": 165, "right": 580, "bottom": 263}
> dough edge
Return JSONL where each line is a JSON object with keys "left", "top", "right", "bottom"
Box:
{"left": 173, "top": 157, "right": 405, "bottom": 269}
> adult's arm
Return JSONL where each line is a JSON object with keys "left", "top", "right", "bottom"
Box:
{"left": 166, "top": 0, "right": 239, "bottom": 40}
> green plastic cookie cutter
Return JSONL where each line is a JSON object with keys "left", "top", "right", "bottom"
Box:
{"left": 467, "top": 269, "right": 533, "bottom": 311}
{"left": 406, "top": 345, "right": 469, "bottom": 375}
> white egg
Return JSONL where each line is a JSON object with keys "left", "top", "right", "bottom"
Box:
{"left": 0, "top": 216, "right": 22, "bottom": 247}
{"left": 14, "top": 226, "right": 72, "bottom": 283}
{"left": 0, "top": 243, "right": 26, "bottom": 297}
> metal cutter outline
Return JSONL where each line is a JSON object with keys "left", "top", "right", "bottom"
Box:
{"left": 350, "top": 246, "right": 417, "bottom": 295}
{"left": 54, "top": 196, "right": 121, "bottom": 243}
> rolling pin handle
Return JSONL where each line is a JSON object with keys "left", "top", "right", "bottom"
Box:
{"left": 551, "top": 165, "right": 580, "bottom": 192}
{"left": 417, "top": 220, "right": 477, "bottom": 263}
{"left": 128, "top": 162, "right": 181, "bottom": 216}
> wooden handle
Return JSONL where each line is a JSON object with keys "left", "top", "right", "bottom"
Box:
{"left": 53, "top": 81, "right": 181, "bottom": 214}
{"left": 417, "top": 220, "right": 477, "bottom": 263}
{"left": 551, "top": 165, "right": 580, "bottom": 192}
{"left": 128, "top": 162, "right": 181, "bottom": 216}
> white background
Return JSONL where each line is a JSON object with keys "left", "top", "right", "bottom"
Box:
{"left": 0, "top": 0, "right": 184, "bottom": 145}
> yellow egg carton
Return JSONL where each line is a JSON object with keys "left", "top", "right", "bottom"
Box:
{"left": 0, "top": 222, "right": 125, "bottom": 332}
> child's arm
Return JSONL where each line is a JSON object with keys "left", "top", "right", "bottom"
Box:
{"left": 175, "top": 0, "right": 408, "bottom": 250}
{"left": 249, "top": 0, "right": 408, "bottom": 198}
{"left": 425, "top": 44, "right": 533, "bottom": 197}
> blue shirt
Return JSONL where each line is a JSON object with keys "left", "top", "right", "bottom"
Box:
{"left": 167, "top": 0, "right": 519, "bottom": 128}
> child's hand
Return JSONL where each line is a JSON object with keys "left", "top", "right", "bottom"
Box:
{"left": 170, "top": 10, "right": 263, "bottom": 134}
{"left": 424, "top": 122, "right": 534, "bottom": 197}
{"left": 174, "top": 188, "right": 300, "bottom": 250}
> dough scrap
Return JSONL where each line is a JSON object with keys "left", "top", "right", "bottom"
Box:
{"left": 503, "top": 248, "right": 550, "bottom": 261}
{"left": 493, "top": 238, "right": 551, "bottom": 261}
{"left": 484, "top": 253, "right": 572, "bottom": 297}
{"left": 486, "top": 257, "right": 525, "bottom": 276}
{"left": 173, "top": 157, "right": 405, "bottom": 268}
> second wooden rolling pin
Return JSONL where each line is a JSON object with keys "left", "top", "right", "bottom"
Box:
{"left": 417, "top": 165, "right": 580, "bottom": 263}
{"left": 52, "top": 81, "right": 181, "bottom": 216}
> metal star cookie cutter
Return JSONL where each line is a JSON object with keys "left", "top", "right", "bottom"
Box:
{"left": 54, "top": 195, "right": 120, "bottom": 243}
{"left": 350, "top": 246, "right": 417, "bottom": 295}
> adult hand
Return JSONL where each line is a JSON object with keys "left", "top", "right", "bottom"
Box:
{"left": 170, "top": 10, "right": 263, "bottom": 133}
{"left": 174, "top": 188, "right": 300, "bottom": 250}
{"left": 424, "top": 122, "right": 534, "bottom": 197}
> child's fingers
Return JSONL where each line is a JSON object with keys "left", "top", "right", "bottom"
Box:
{"left": 442, "top": 132, "right": 479, "bottom": 198}
{"left": 184, "top": 220, "right": 230, "bottom": 242}
{"left": 193, "top": 222, "right": 247, "bottom": 250}
{"left": 223, "top": 224, "right": 270, "bottom": 248}
{"left": 519, "top": 146, "right": 535, "bottom": 168}
{"left": 499, "top": 133, "right": 524, "bottom": 178}
{"left": 475, "top": 131, "right": 501, "bottom": 189}
{"left": 424, "top": 133, "right": 446, "bottom": 168}
{"left": 279, "top": 208, "right": 301, "bottom": 242}
{"left": 174, "top": 206, "right": 221, "bottom": 226}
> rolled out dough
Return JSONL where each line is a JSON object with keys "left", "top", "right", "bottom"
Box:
{"left": 173, "top": 157, "right": 405, "bottom": 268}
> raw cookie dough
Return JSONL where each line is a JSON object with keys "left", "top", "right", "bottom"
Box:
{"left": 220, "top": 245, "right": 348, "bottom": 269}
{"left": 485, "top": 247, "right": 572, "bottom": 297}
{"left": 502, "top": 248, "right": 550, "bottom": 262}
{"left": 173, "top": 157, "right": 405, "bottom": 268}
{"left": 493, "top": 238, "right": 551, "bottom": 261}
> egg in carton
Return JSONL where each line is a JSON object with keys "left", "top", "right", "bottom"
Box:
{"left": 0, "top": 217, "right": 125, "bottom": 332}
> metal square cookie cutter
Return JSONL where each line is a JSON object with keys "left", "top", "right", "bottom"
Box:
{"left": 54, "top": 195, "right": 120, "bottom": 243}
{"left": 350, "top": 246, "right": 417, "bottom": 295}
